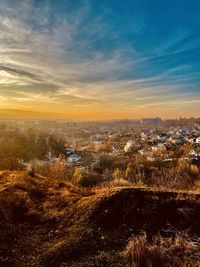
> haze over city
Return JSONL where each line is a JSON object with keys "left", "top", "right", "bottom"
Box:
{"left": 0, "top": 0, "right": 200, "bottom": 119}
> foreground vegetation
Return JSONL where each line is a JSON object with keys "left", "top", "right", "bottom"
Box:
{"left": 125, "top": 233, "right": 200, "bottom": 267}
{"left": 1, "top": 171, "right": 200, "bottom": 266}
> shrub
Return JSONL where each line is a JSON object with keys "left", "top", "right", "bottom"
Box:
{"left": 92, "top": 154, "right": 116, "bottom": 174}
{"left": 34, "top": 154, "right": 68, "bottom": 179}
{"left": 73, "top": 170, "right": 102, "bottom": 187}
{"left": 125, "top": 233, "right": 200, "bottom": 267}
{"left": 112, "top": 168, "right": 124, "bottom": 180}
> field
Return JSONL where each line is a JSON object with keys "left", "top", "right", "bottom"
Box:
{"left": 1, "top": 171, "right": 200, "bottom": 266}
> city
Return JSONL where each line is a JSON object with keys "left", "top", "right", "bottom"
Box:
{"left": 0, "top": 117, "right": 200, "bottom": 189}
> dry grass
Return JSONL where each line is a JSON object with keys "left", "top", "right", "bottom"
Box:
{"left": 1, "top": 171, "right": 200, "bottom": 266}
{"left": 125, "top": 233, "right": 200, "bottom": 267}
{"left": 98, "top": 178, "right": 135, "bottom": 189}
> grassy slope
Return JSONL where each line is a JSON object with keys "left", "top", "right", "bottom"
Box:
{"left": 1, "top": 171, "right": 200, "bottom": 267}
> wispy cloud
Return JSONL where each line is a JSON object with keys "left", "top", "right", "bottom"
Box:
{"left": 0, "top": 0, "right": 199, "bottom": 118}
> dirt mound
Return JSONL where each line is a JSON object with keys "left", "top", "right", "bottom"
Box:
{"left": 1, "top": 171, "right": 200, "bottom": 266}
{"left": 90, "top": 188, "right": 200, "bottom": 234}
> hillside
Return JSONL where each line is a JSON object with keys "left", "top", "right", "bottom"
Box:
{"left": 1, "top": 171, "right": 200, "bottom": 266}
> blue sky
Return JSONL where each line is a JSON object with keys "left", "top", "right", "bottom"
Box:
{"left": 0, "top": 0, "right": 200, "bottom": 119}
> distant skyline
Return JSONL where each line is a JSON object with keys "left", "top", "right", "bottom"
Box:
{"left": 0, "top": 0, "right": 200, "bottom": 119}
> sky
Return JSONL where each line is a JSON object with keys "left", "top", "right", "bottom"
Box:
{"left": 0, "top": 0, "right": 200, "bottom": 120}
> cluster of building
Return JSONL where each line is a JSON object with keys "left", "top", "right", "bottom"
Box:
{"left": 123, "top": 124, "right": 200, "bottom": 164}
{"left": 1, "top": 118, "right": 200, "bottom": 170}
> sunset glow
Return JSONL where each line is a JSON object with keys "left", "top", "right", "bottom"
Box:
{"left": 0, "top": 0, "right": 200, "bottom": 119}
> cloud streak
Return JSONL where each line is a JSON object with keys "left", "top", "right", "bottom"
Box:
{"left": 0, "top": 0, "right": 200, "bottom": 118}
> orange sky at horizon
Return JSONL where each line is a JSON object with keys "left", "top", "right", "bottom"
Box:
{"left": 0, "top": 105, "right": 199, "bottom": 120}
